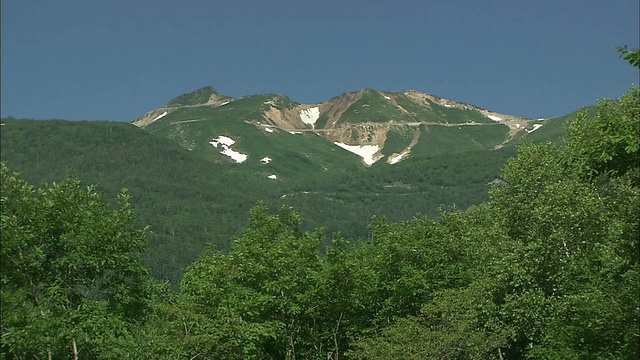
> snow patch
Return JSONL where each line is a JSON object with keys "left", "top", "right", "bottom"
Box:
{"left": 516, "top": 124, "right": 521, "bottom": 128}
{"left": 487, "top": 114, "right": 502, "bottom": 121}
{"left": 444, "top": 104, "right": 453, "bottom": 108}
{"left": 526, "top": 124, "right": 543, "bottom": 133}
{"left": 267, "top": 174, "right": 277, "bottom": 180}
{"left": 384, "top": 96, "right": 391, "bottom": 100}
{"left": 389, "top": 150, "right": 410, "bottom": 165}
{"left": 334, "top": 142, "right": 380, "bottom": 166}
{"left": 219, "top": 101, "right": 230, "bottom": 106}
{"left": 264, "top": 127, "right": 274, "bottom": 133}
{"left": 261, "top": 157, "right": 272, "bottom": 164}
{"left": 209, "top": 136, "right": 248, "bottom": 163}
{"left": 221, "top": 148, "right": 248, "bottom": 163}
{"left": 209, "top": 136, "right": 235, "bottom": 147}
{"left": 153, "top": 111, "right": 168, "bottom": 121}
{"left": 299, "top": 107, "right": 320, "bottom": 128}
{"left": 289, "top": 131, "right": 303, "bottom": 135}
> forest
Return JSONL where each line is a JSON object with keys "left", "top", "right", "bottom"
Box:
{"left": 0, "top": 114, "right": 521, "bottom": 287}
{"left": 2, "top": 68, "right": 639, "bottom": 358}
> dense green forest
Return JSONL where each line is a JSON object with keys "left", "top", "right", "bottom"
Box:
{"left": 0, "top": 117, "right": 519, "bottom": 286}
{"left": 2, "top": 83, "right": 637, "bottom": 358}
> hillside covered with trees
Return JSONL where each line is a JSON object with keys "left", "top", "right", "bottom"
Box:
{"left": 0, "top": 116, "right": 521, "bottom": 287}
{"left": 2, "top": 48, "right": 639, "bottom": 358}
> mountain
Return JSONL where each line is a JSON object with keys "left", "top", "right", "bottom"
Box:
{"left": 132, "top": 86, "right": 545, "bottom": 168}
{"left": 1, "top": 87, "right": 580, "bottom": 286}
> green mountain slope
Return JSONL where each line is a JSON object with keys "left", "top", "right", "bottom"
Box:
{"left": 133, "top": 86, "right": 537, "bottom": 168}
{"left": 0, "top": 119, "right": 279, "bottom": 285}
{"left": 0, "top": 117, "right": 515, "bottom": 285}
{"left": 1, "top": 87, "right": 584, "bottom": 286}
{"left": 338, "top": 89, "right": 414, "bottom": 123}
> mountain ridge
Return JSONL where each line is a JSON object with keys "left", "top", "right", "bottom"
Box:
{"left": 132, "top": 86, "right": 544, "bottom": 166}
{"left": 133, "top": 86, "right": 532, "bottom": 129}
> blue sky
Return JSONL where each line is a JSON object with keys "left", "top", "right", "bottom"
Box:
{"left": 2, "top": 0, "right": 638, "bottom": 121}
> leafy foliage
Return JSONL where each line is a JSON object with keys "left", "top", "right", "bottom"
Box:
{"left": 486, "top": 87, "right": 639, "bottom": 359}
{"left": 1, "top": 164, "right": 150, "bottom": 359}
{"left": 617, "top": 45, "right": 640, "bottom": 68}
{"left": 565, "top": 87, "right": 639, "bottom": 179}
{"left": 178, "top": 204, "right": 324, "bottom": 358}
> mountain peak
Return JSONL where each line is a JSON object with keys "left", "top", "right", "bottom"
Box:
{"left": 167, "top": 86, "right": 228, "bottom": 107}
{"left": 132, "top": 86, "right": 235, "bottom": 127}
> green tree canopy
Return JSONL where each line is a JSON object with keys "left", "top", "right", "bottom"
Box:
{"left": 1, "top": 163, "right": 150, "bottom": 359}
{"left": 617, "top": 45, "right": 640, "bottom": 68}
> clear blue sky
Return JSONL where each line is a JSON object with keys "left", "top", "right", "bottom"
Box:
{"left": 2, "top": 0, "right": 638, "bottom": 121}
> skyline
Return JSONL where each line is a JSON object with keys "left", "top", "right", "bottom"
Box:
{"left": 2, "top": 0, "right": 638, "bottom": 122}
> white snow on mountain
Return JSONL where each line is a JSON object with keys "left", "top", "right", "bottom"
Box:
{"left": 389, "top": 150, "right": 410, "bottom": 165}
{"left": 334, "top": 142, "right": 380, "bottom": 166}
{"left": 526, "top": 124, "right": 543, "bottom": 133}
{"left": 299, "top": 107, "right": 320, "bottom": 128}
{"left": 209, "top": 136, "right": 235, "bottom": 147}
{"left": 209, "top": 136, "right": 247, "bottom": 163}
{"left": 153, "top": 111, "right": 168, "bottom": 121}
{"left": 221, "top": 147, "right": 248, "bottom": 163}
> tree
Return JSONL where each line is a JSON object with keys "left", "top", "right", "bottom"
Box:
{"left": 350, "top": 279, "right": 509, "bottom": 360}
{"left": 1, "top": 163, "right": 150, "bottom": 359}
{"left": 348, "top": 204, "right": 514, "bottom": 360}
{"left": 179, "top": 204, "right": 325, "bottom": 359}
{"left": 565, "top": 87, "right": 639, "bottom": 180}
{"left": 617, "top": 45, "right": 640, "bottom": 68}
{"left": 488, "top": 85, "right": 639, "bottom": 358}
